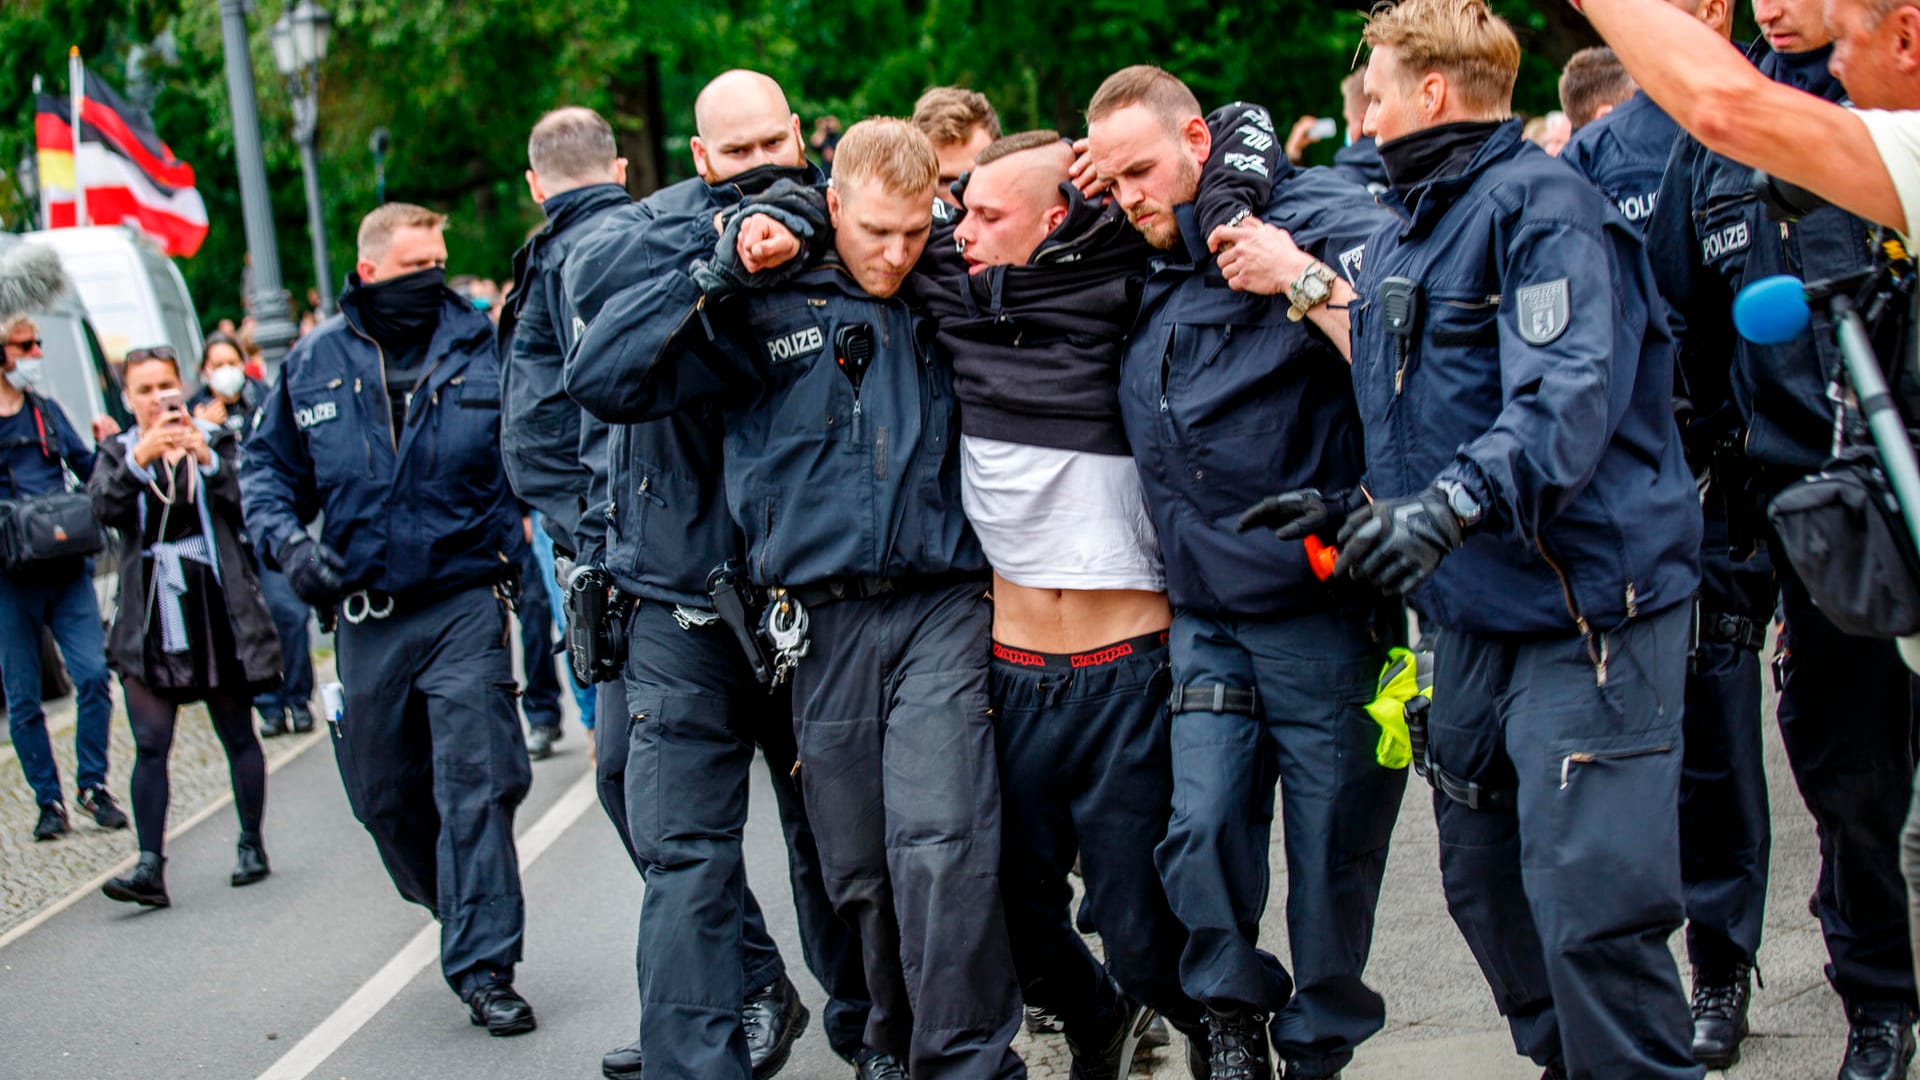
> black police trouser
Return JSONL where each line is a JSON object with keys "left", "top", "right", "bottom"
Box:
{"left": 993, "top": 632, "right": 1203, "bottom": 1045}
{"left": 332, "top": 584, "right": 531, "bottom": 997}
{"left": 513, "top": 538, "right": 564, "bottom": 731}
{"left": 610, "top": 600, "right": 871, "bottom": 1075}
{"left": 1431, "top": 603, "right": 1700, "bottom": 1079}
{"left": 1157, "top": 607, "right": 1403, "bottom": 1072}
{"left": 1681, "top": 495, "right": 1774, "bottom": 971}
{"left": 791, "top": 582, "right": 1025, "bottom": 1079}
{"left": 1772, "top": 529, "right": 1920, "bottom": 1009}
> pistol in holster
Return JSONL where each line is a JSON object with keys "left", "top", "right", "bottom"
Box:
{"left": 565, "top": 566, "right": 630, "bottom": 685}
{"left": 708, "top": 561, "right": 777, "bottom": 685}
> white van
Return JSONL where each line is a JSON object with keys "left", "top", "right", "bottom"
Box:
{"left": 23, "top": 225, "right": 203, "bottom": 366}
{"left": 0, "top": 234, "right": 130, "bottom": 434}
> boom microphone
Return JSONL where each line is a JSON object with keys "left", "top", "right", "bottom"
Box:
{"left": 0, "top": 243, "right": 69, "bottom": 321}
{"left": 1732, "top": 274, "right": 1812, "bottom": 345}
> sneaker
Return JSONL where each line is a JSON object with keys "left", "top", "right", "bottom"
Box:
{"left": 78, "top": 786, "right": 130, "bottom": 830}
{"left": 1026, "top": 1004, "right": 1068, "bottom": 1036}
{"left": 257, "top": 707, "right": 288, "bottom": 738}
{"left": 527, "top": 724, "right": 560, "bottom": 760}
{"left": 289, "top": 702, "right": 317, "bottom": 734}
{"left": 33, "top": 802, "right": 68, "bottom": 841}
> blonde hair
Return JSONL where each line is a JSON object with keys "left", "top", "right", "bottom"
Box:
{"left": 829, "top": 118, "right": 939, "bottom": 197}
{"left": 911, "top": 87, "right": 1001, "bottom": 148}
{"left": 357, "top": 203, "right": 448, "bottom": 263}
{"left": 1364, "top": 0, "right": 1521, "bottom": 115}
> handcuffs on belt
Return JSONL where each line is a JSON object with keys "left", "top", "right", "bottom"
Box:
{"left": 341, "top": 590, "right": 396, "bottom": 625}
{"left": 763, "top": 587, "right": 811, "bottom": 686}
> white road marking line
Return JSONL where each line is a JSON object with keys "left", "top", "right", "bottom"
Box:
{"left": 253, "top": 768, "right": 600, "bottom": 1080}
{"left": 0, "top": 727, "right": 330, "bottom": 953}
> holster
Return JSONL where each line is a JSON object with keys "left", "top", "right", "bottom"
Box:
{"left": 708, "top": 562, "right": 776, "bottom": 685}
{"left": 565, "top": 567, "right": 630, "bottom": 685}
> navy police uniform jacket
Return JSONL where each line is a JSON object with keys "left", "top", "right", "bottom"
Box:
{"left": 1333, "top": 136, "right": 1390, "bottom": 195}
{"left": 499, "top": 181, "right": 631, "bottom": 553}
{"left": 241, "top": 285, "right": 520, "bottom": 599}
{"left": 1560, "top": 91, "right": 1681, "bottom": 231}
{"left": 569, "top": 252, "right": 982, "bottom": 591}
{"left": 1352, "top": 120, "right": 1701, "bottom": 637}
{"left": 1121, "top": 160, "right": 1392, "bottom": 618}
{"left": 562, "top": 165, "right": 823, "bottom": 606}
{"left": 1646, "top": 43, "right": 1875, "bottom": 473}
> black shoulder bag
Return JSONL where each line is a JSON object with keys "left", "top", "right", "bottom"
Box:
{"left": 0, "top": 396, "right": 107, "bottom": 569}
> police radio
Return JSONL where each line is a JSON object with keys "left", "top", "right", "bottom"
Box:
{"left": 835, "top": 324, "right": 876, "bottom": 392}
{"left": 1378, "top": 277, "right": 1421, "bottom": 391}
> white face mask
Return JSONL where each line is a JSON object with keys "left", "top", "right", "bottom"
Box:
{"left": 207, "top": 366, "right": 247, "bottom": 400}
{"left": 5, "top": 359, "right": 44, "bottom": 392}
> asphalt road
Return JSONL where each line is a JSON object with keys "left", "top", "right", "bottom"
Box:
{"left": 0, "top": 664, "right": 1864, "bottom": 1080}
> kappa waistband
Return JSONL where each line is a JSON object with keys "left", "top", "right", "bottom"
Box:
{"left": 991, "top": 630, "right": 1170, "bottom": 671}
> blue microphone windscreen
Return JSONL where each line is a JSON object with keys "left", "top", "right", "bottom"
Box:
{"left": 1733, "top": 274, "right": 1812, "bottom": 345}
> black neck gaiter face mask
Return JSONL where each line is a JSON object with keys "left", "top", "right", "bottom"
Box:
{"left": 352, "top": 268, "right": 445, "bottom": 346}
{"left": 1379, "top": 120, "right": 1504, "bottom": 199}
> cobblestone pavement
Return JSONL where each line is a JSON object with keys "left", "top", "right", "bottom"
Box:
{"left": 0, "top": 657, "right": 336, "bottom": 938}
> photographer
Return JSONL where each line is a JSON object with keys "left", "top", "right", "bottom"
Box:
{"left": 1574, "top": 0, "right": 1920, "bottom": 237}
{"left": 0, "top": 314, "right": 123, "bottom": 843}
{"left": 91, "top": 346, "right": 283, "bottom": 908}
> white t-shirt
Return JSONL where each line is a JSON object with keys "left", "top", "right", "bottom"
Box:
{"left": 959, "top": 435, "right": 1165, "bottom": 593}
{"left": 1855, "top": 108, "right": 1920, "bottom": 242}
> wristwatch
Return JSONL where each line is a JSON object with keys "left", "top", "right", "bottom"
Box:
{"left": 1434, "top": 479, "right": 1484, "bottom": 529}
{"left": 1287, "top": 261, "right": 1338, "bottom": 323}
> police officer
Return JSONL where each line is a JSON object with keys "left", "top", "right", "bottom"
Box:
{"left": 242, "top": 203, "right": 537, "bottom": 1037}
{"left": 1082, "top": 67, "right": 1404, "bottom": 1080}
{"left": 1248, "top": 2, "right": 1705, "bottom": 1075}
{"left": 1646, "top": 2, "right": 1920, "bottom": 1074}
{"left": 500, "top": 106, "right": 632, "bottom": 760}
{"left": 1331, "top": 69, "right": 1390, "bottom": 195}
{"left": 1561, "top": 3, "right": 1774, "bottom": 1070}
{"left": 572, "top": 117, "right": 1023, "bottom": 1079}
{"left": 561, "top": 72, "right": 869, "bottom": 1080}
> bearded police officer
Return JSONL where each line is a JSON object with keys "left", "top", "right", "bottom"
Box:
{"left": 1245, "top": 1, "right": 1705, "bottom": 1075}
{"left": 1079, "top": 68, "right": 1405, "bottom": 1080}
{"left": 1643, "top": 2, "right": 1920, "bottom": 1074}
{"left": 561, "top": 71, "right": 871, "bottom": 1080}
{"left": 242, "top": 204, "right": 538, "bottom": 1037}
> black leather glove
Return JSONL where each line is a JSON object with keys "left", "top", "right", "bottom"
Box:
{"left": 281, "top": 536, "right": 347, "bottom": 607}
{"left": 692, "top": 180, "right": 830, "bottom": 298}
{"left": 1333, "top": 486, "right": 1466, "bottom": 595}
{"left": 1236, "top": 486, "right": 1366, "bottom": 541}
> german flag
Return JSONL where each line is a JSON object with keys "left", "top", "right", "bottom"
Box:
{"left": 35, "top": 72, "right": 208, "bottom": 257}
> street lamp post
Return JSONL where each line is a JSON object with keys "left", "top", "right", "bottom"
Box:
{"left": 216, "top": 0, "right": 298, "bottom": 375}
{"left": 271, "top": 0, "right": 334, "bottom": 318}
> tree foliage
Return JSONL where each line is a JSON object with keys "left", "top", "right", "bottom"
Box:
{"left": 0, "top": 0, "right": 1634, "bottom": 325}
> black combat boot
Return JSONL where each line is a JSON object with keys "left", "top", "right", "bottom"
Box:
{"left": 466, "top": 983, "right": 537, "bottom": 1036}
{"left": 1205, "top": 1009, "right": 1272, "bottom": 1080}
{"left": 601, "top": 1039, "right": 642, "bottom": 1079}
{"left": 102, "top": 852, "right": 169, "bottom": 907}
{"left": 742, "top": 973, "right": 808, "bottom": 1077}
{"left": 1688, "top": 963, "right": 1751, "bottom": 1068}
{"left": 1840, "top": 1002, "right": 1917, "bottom": 1080}
{"left": 1067, "top": 996, "right": 1154, "bottom": 1080}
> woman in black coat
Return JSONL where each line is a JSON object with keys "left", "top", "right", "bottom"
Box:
{"left": 89, "top": 346, "right": 283, "bottom": 908}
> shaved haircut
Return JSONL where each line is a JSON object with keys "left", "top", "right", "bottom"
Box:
{"left": 975, "top": 129, "right": 1068, "bottom": 167}
{"left": 694, "top": 69, "right": 791, "bottom": 140}
{"left": 527, "top": 106, "right": 619, "bottom": 189}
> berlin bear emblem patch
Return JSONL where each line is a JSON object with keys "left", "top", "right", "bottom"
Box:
{"left": 1516, "top": 278, "right": 1570, "bottom": 346}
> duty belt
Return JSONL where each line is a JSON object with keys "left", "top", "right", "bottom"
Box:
{"left": 785, "top": 570, "right": 988, "bottom": 610}
{"left": 1698, "top": 610, "right": 1766, "bottom": 652}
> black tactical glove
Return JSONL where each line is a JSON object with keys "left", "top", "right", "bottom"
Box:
{"left": 1333, "top": 486, "right": 1466, "bottom": 596}
{"left": 1236, "top": 486, "right": 1366, "bottom": 541}
{"left": 281, "top": 536, "right": 347, "bottom": 608}
{"left": 692, "top": 179, "right": 831, "bottom": 298}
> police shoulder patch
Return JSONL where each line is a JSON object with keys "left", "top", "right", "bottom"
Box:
{"left": 1515, "top": 278, "right": 1571, "bottom": 346}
